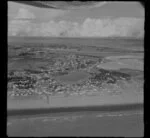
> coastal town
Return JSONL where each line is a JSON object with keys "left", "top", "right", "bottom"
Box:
{"left": 8, "top": 45, "right": 143, "bottom": 100}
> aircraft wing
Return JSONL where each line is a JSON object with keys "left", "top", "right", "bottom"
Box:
{"left": 9, "top": 1, "right": 107, "bottom": 9}
{"left": 10, "top": 1, "right": 144, "bottom": 9}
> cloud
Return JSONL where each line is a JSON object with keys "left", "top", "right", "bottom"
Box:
{"left": 8, "top": 17, "right": 144, "bottom": 38}
{"left": 41, "top": 9, "right": 68, "bottom": 20}
{"left": 14, "top": 8, "right": 35, "bottom": 19}
{"left": 80, "top": 17, "right": 144, "bottom": 37}
{"left": 8, "top": 20, "right": 32, "bottom": 36}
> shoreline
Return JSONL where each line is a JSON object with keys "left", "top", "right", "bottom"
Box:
{"left": 7, "top": 91, "right": 143, "bottom": 116}
{"left": 8, "top": 103, "right": 143, "bottom": 117}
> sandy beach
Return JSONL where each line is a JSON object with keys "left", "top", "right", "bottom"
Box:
{"left": 7, "top": 88, "right": 143, "bottom": 111}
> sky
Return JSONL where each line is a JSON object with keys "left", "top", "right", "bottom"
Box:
{"left": 8, "top": 1, "right": 144, "bottom": 38}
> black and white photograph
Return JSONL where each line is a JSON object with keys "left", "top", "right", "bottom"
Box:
{"left": 7, "top": 1, "right": 144, "bottom": 137}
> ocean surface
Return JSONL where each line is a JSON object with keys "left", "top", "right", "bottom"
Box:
{"left": 7, "top": 110, "right": 143, "bottom": 137}
{"left": 8, "top": 36, "right": 144, "bottom": 50}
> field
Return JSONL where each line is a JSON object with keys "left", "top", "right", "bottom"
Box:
{"left": 7, "top": 37, "right": 143, "bottom": 108}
